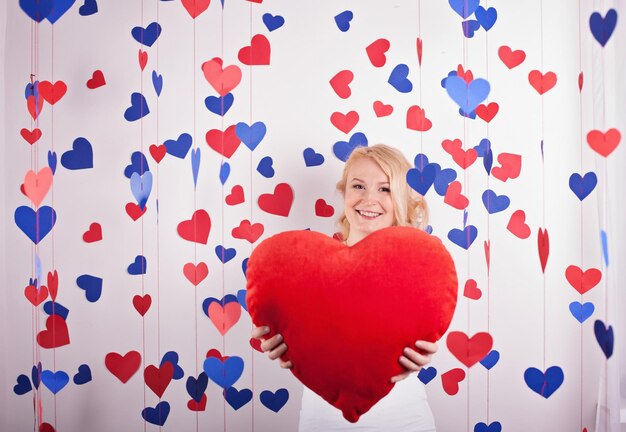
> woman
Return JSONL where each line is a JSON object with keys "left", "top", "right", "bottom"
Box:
{"left": 253, "top": 144, "right": 438, "bottom": 431}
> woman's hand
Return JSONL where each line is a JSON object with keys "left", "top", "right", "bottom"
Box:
{"left": 390, "top": 340, "right": 438, "bottom": 383}
{"left": 251, "top": 326, "right": 293, "bottom": 369}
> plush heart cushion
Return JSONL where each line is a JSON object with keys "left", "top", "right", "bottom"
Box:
{"left": 246, "top": 226, "right": 458, "bottom": 422}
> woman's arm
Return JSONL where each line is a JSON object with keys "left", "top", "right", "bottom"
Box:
{"left": 390, "top": 340, "right": 438, "bottom": 383}
{"left": 251, "top": 326, "right": 293, "bottom": 369}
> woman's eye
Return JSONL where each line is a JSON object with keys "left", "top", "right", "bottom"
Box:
{"left": 353, "top": 184, "right": 364, "bottom": 189}
{"left": 380, "top": 187, "right": 390, "bottom": 192}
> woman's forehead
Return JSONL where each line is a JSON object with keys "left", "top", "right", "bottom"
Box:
{"left": 347, "top": 158, "right": 389, "bottom": 181}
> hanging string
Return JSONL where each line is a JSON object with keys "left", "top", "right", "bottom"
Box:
{"left": 484, "top": 1, "right": 491, "bottom": 423}
{"left": 139, "top": 2, "right": 147, "bottom": 431}
{"left": 576, "top": 1, "right": 584, "bottom": 430}
{"left": 539, "top": 0, "right": 546, "bottom": 374}
{"left": 249, "top": 1, "right": 256, "bottom": 430}
{"left": 220, "top": 4, "right": 227, "bottom": 431}
{"left": 192, "top": 8, "right": 199, "bottom": 432}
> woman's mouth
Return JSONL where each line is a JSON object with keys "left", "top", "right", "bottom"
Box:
{"left": 356, "top": 209, "right": 382, "bottom": 219}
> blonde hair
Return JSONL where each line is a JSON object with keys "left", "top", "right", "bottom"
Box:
{"left": 336, "top": 144, "right": 429, "bottom": 239}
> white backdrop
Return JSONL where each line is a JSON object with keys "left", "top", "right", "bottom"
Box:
{"left": 1, "top": 1, "right": 624, "bottom": 431}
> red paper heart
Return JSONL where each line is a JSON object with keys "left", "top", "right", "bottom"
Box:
{"left": 86, "top": 70, "right": 106, "bottom": 89}
{"left": 138, "top": 50, "right": 148, "bottom": 71}
{"left": 83, "top": 222, "right": 102, "bottom": 243}
{"left": 537, "top": 228, "right": 549, "bottom": 273}
{"left": 105, "top": 351, "right": 141, "bottom": 383}
{"left": 406, "top": 105, "right": 432, "bottom": 132}
{"left": 201, "top": 58, "right": 242, "bottom": 96}
{"left": 149, "top": 144, "right": 167, "bottom": 163}
{"left": 208, "top": 302, "right": 241, "bottom": 336}
{"left": 27, "top": 95, "right": 43, "bottom": 120}
{"left": 587, "top": 128, "right": 621, "bottom": 157}
{"left": 578, "top": 72, "right": 584, "bottom": 92}
{"left": 365, "top": 38, "right": 390, "bottom": 68}
{"left": 246, "top": 227, "right": 458, "bottom": 422}
{"left": 225, "top": 185, "right": 245, "bottom": 205}
{"left": 23, "top": 167, "right": 53, "bottom": 208}
{"left": 181, "top": 0, "right": 211, "bottom": 18}
{"left": 144, "top": 362, "right": 174, "bottom": 398}
{"left": 491, "top": 153, "right": 521, "bottom": 182}
{"left": 206, "top": 348, "right": 229, "bottom": 361}
{"left": 205, "top": 125, "right": 241, "bottom": 158}
{"left": 125, "top": 202, "right": 147, "bottom": 221}
{"left": 187, "top": 394, "right": 207, "bottom": 411}
{"left": 249, "top": 338, "right": 263, "bottom": 352}
{"left": 528, "top": 70, "right": 557, "bottom": 95}
{"left": 232, "top": 220, "right": 264, "bottom": 243}
{"left": 373, "top": 101, "right": 393, "bottom": 117}
{"left": 507, "top": 210, "right": 531, "bottom": 239}
{"left": 446, "top": 331, "right": 493, "bottom": 368}
{"left": 48, "top": 270, "right": 58, "bottom": 301}
{"left": 330, "top": 111, "right": 359, "bottom": 134}
{"left": 39, "top": 423, "right": 55, "bottom": 432}
{"left": 484, "top": 240, "right": 491, "bottom": 272}
{"left": 498, "top": 46, "right": 526, "bottom": 69}
{"left": 38, "top": 80, "right": 67, "bottom": 105}
{"left": 314, "top": 199, "right": 334, "bottom": 217}
{"left": 416, "top": 37, "right": 423, "bottom": 66}
{"left": 37, "top": 315, "right": 70, "bottom": 349}
{"left": 441, "top": 368, "right": 466, "bottom": 395}
{"left": 183, "top": 262, "right": 209, "bottom": 286}
{"left": 177, "top": 210, "right": 211, "bottom": 244}
{"left": 258, "top": 183, "right": 293, "bottom": 217}
{"left": 456, "top": 64, "right": 473, "bottom": 84}
{"left": 20, "top": 128, "right": 42, "bottom": 144}
{"left": 463, "top": 279, "right": 481, "bottom": 300}
{"left": 238, "top": 34, "right": 271, "bottom": 65}
{"left": 133, "top": 294, "right": 152, "bottom": 316}
{"left": 24, "top": 284, "right": 49, "bottom": 306}
{"left": 475, "top": 102, "right": 499, "bottom": 123}
{"left": 444, "top": 181, "right": 469, "bottom": 210}
{"left": 329, "top": 70, "right": 353, "bottom": 99}
{"left": 565, "top": 266, "right": 602, "bottom": 295}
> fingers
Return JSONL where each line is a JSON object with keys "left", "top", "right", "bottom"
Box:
{"left": 399, "top": 346, "right": 432, "bottom": 371}
{"left": 390, "top": 371, "right": 411, "bottom": 383}
{"left": 279, "top": 360, "right": 293, "bottom": 369}
{"left": 267, "top": 341, "right": 288, "bottom": 361}
{"left": 251, "top": 326, "right": 270, "bottom": 340}
{"left": 415, "top": 340, "right": 438, "bottom": 355}
{"left": 260, "top": 333, "right": 285, "bottom": 353}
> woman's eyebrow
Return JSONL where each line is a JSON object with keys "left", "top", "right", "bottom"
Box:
{"left": 350, "top": 177, "right": 389, "bottom": 185}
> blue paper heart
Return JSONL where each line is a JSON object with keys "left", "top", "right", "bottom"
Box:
{"left": 14, "top": 206, "right": 57, "bottom": 245}
{"left": 569, "top": 301, "right": 594, "bottom": 323}
{"left": 334, "top": 10, "right": 353, "bottom": 32}
{"left": 46, "top": 0, "right": 76, "bottom": 24}
{"left": 61, "top": 137, "right": 93, "bottom": 170}
{"left": 474, "top": 422, "right": 502, "bottom": 432}
{"left": 445, "top": 76, "right": 490, "bottom": 114}
{"left": 242, "top": 258, "right": 248, "bottom": 277}
{"left": 594, "top": 319, "right": 614, "bottom": 358}
{"left": 215, "top": 246, "right": 236, "bottom": 264}
{"left": 19, "top": 0, "right": 53, "bottom": 22}
{"left": 47, "top": 151, "right": 57, "bottom": 174}
{"left": 257, "top": 156, "right": 275, "bottom": 178}
{"left": 600, "top": 230, "right": 609, "bottom": 266}
{"left": 448, "top": 225, "right": 478, "bottom": 249}
{"left": 448, "top": 0, "right": 480, "bottom": 19}
{"left": 152, "top": 70, "right": 163, "bottom": 96}
{"left": 482, "top": 189, "right": 510, "bottom": 214}
{"left": 425, "top": 225, "right": 433, "bottom": 235}
{"left": 124, "top": 92, "right": 150, "bottom": 121}
{"left": 462, "top": 20, "right": 481, "bottom": 38}
{"left": 459, "top": 107, "right": 476, "bottom": 119}
{"left": 236, "top": 121, "right": 267, "bottom": 151}
{"left": 205, "top": 93, "right": 234, "bottom": 116}
{"left": 161, "top": 351, "right": 184, "bottom": 380}
{"left": 142, "top": 401, "right": 170, "bottom": 426}
{"left": 186, "top": 372, "right": 208, "bottom": 402}
{"left": 78, "top": 0, "right": 98, "bottom": 16}
{"left": 203, "top": 295, "right": 239, "bottom": 318}
{"left": 124, "top": 151, "right": 150, "bottom": 178}
{"left": 218, "top": 161, "right": 230, "bottom": 186}
{"left": 24, "top": 80, "right": 39, "bottom": 99}
{"left": 260, "top": 388, "right": 289, "bottom": 412}
{"left": 191, "top": 148, "right": 201, "bottom": 187}
{"left": 263, "top": 13, "right": 285, "bottom": 32}
{"left": 44, "top": 302, "right": 69, "bottom": 320}
{"left": 414, "top": 153, "right": 430, "bottom": 168}
{"left": 483, "top": 149, "right": 493, "bottom": 174}
{"left": 475, "top": 6, "right": 497, "bottom": 30}
{"left": 474, "top": 138, "right": 491, "bottom": 157}
{"left": 224, "top": 387, "right": 253, "bottom": 410}
{"left": 76, "top": 274, "right": 103, "bottom": 302}
{"left": 417, "top": 367, "right": 437, "bottom": 385}
{"left": 236, "top": 289, "right": 247, "bottom": 312}
{"left": 164, "top": 133, "right": 192, "bottom": 159}
{"left": 479, "top": 350, "right": 500, "bottom": 370}
{"left": 13, "top": 374, "right": 32, "bottom": 395}
{"left": 35, "top": 255, "right": 42, "bottom": 285}
{"left": 203, "top": 356, "right": 244, "bottom": 389}
{"left": 73, "top": 364, "right": 92, "bottom": 385}
{"left": 333, "top": 132, "right": 368, "bottom": 162}
{"left": 130, "top": 171, "right": 153, "bottom": 210}
{"left": 131, "top": 22, "right": 162, "bottom": 47}
{"left": 303, "top": 148, "right": 325, "bottom": 167}
{"left": 434, "top": 167, "right": 457, "bottom": 196}
{"left": 589, "top": 9, "right": 617, "bottom": 47}
{"left": 524, "top": 366, "right": 564, "bottom": 398}
{"left": 41, "top": 370, "right": 69, "bottom": 394}
{"left": 388, "top": 64, "right": 413, "bottom": 93}
{"left": 127, "top": 255, "right": 147, "bottom": 275}
{"left": 406, "top": 164, "right": 437, "bottom": 196}
{"left": 32, "top": 363, "right": 42, "bottom": 389}
{"left": 569, "top": 172, "right": 597, "bottom": 201}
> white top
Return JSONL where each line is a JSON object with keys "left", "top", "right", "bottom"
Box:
{"left": 298, "top": 376, "right": 436, "bottom": 432}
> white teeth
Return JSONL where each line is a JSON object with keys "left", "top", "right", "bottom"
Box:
{"left": 358, "top": 210, "right": 381, "bottom": 218}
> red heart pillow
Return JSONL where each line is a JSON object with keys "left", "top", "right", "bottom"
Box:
{"left": 246, "top": 226, "right": 458, "bottom": 422}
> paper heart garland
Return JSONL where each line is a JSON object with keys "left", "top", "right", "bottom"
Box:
{"left": 246, "top": 226, "right": 458, "bottom": 422}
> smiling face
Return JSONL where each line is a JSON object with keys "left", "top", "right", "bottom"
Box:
{"left": 343, "top": 157, "right": 396, "bottom": 245}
